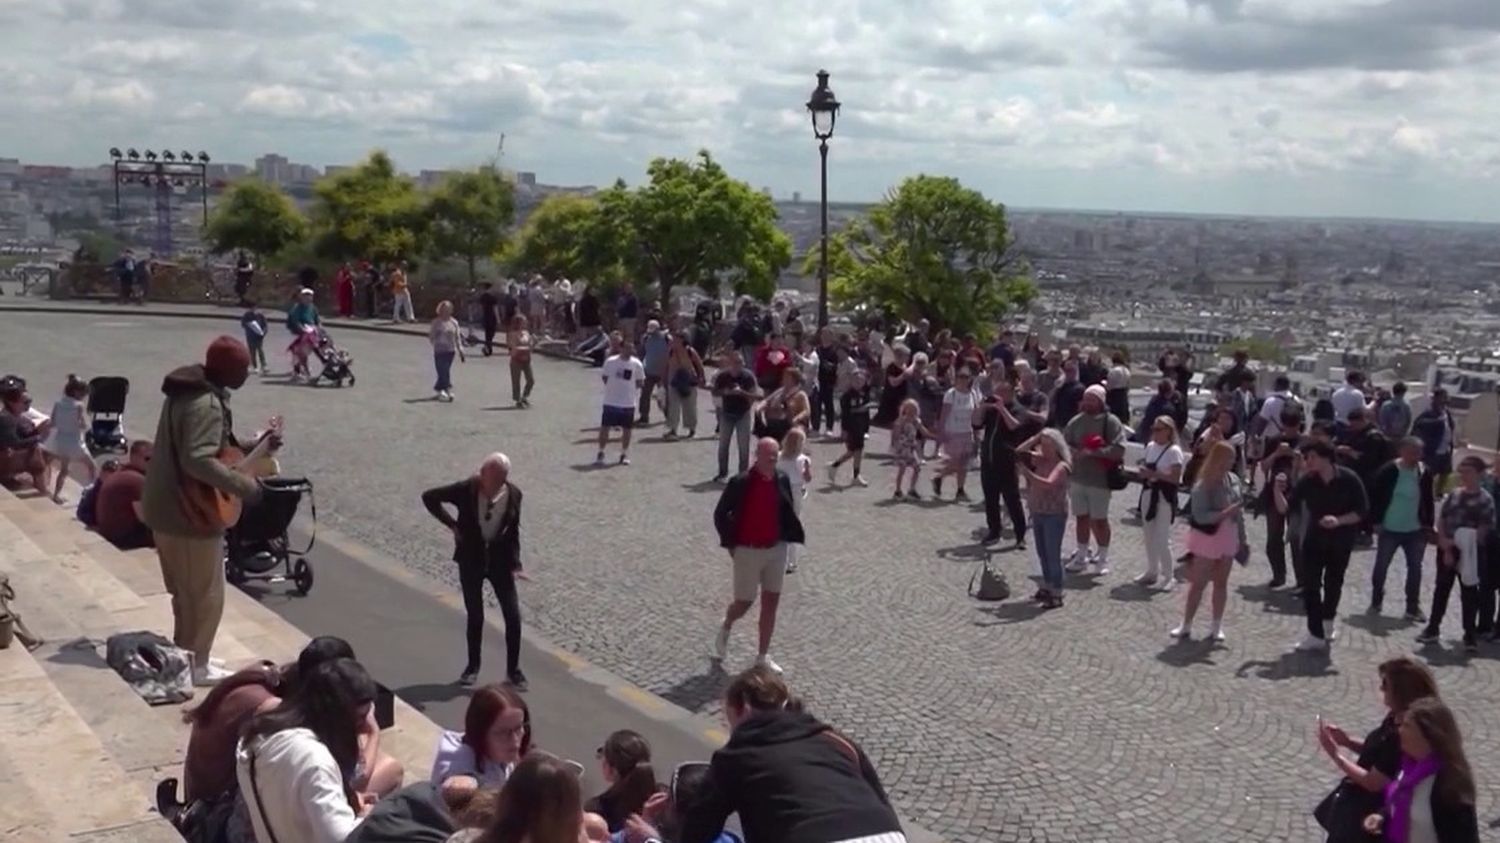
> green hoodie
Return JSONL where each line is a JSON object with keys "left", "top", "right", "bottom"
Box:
{"left": 140, "top": 364, "right": 262, "bottom": 538}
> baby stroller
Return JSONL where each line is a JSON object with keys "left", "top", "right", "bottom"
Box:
{"left": 85, "top": 376, "right": 130, "bottom": 455}
{"left": 225, "top": 477, "right": 317, "bottom": 594}
{"left": 310, "top": 329, "right": 356, "bottom": 387}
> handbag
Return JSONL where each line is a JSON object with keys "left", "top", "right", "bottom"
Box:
{"left": 1314, "top": 780, "right": 1381, "bottom": 842}
{"left": 968, "top": 555, "right": 1010, "bottom": 601}
{"left": 671, "top": 366, "right": 697, "bottom": 397}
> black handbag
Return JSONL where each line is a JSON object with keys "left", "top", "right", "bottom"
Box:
{"left": 1314, "top": 780, "right": 1381, "bottom": 842}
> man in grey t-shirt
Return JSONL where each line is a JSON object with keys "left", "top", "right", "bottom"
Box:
{"left": 1063, "top": 384, "right": 1126, "bottom": 574}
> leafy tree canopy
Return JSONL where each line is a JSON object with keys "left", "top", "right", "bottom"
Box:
{"left": 599, "top": 151, "right": 792, "bottom": 309}
{"left": 425, "top": 166, "right": 515, "bottom": 284}
{"left": 309, "top": 151, "right": 426, "bottom": 264}
{"left": 824, "top": 174, "right": 1035, "bottom": 337}
{"left": 507, "top": 194, "right": 619, "bottom": 284}
{"left": 202, "top": 178, "right": 307, "bottom": 259}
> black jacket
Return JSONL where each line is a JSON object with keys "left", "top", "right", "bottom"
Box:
{"left": 680, "top": 710, "right": 901, "bottom": 843}
{"left": 1427, "top": 786, "right": 1480, "bottom": 843}
{"left": 1366, "top": 460, "right": 1434, "bottom": 533}
{"left": 713, "top": 469, "right": 806, "bottom": 549}
{"left": 421, "top": 478, "right": 522, "bottom": 574}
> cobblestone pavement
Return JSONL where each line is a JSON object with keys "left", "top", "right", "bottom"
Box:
{"left": 6, "top": 314, "right": 1499, "bottom": 843}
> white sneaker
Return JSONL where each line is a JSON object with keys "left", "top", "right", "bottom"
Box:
{"left": 755, "top": 653, "right": 784, "bottom": 675}
{"left": 1091, "top": 553, "right": 1111, "bottom": 576}
{"left": 1159, "top": 578, "right": 1176, "bottom": 593}
{"left": 192, "top": 662, "right": 234, "bottom": 687}
{"left": 1293, "top": 634, "right": 1329, "bottom": 652}
{"left": 1326, "top": 623, "right": 1339, "bottom": 643}
{"left": 826, "top": 463, "right": 838, "bottom": 484}
{"left": 853, "top": 475, "right": 868, "bottom": 487}
{"left": 1133, "top": 572, "right": 1158, "bottom": 586}
{"left": 711, "top": 627, "right": 729, "bottom": 661}
{"left": 1208, "top": 623, "right": 1226, "bottom": 642}
{"left": 1064, "top": 549, "right": 1089, "bottom": 573}
{"left": 1169, "top": 624, "right": 1190, "bottom": 639}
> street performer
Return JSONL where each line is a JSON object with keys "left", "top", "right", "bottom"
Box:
{"left": 421, "top": 453, "right": 529, "bottom": 691}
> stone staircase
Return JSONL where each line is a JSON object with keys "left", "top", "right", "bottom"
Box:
{"left": 0, "top": 484, "right": 443, "bottom": 842}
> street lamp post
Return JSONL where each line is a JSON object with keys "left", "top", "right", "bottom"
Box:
{"left": 806, "top": 69, "right": 840, "bottom": 329}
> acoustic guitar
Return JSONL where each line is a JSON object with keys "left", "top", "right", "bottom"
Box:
{"left": 179, "top": 415, "right": 283, "bottom": 531}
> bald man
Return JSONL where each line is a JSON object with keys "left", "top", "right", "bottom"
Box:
{"left": 422, "top": 453, "right": 528, "bottom": 690}
{"left": 710, "top": 437, "right": 806, "bottom": 675}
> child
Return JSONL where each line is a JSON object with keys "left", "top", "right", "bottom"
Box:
{"left": 890, "top": 398, "right": 936, "bottom": 500}
{"left": 42, "top": 374, "right": 97, "bottom": 504}
{"left": 777, "top": 428, "right": 813, "bottom": 573}
{"left": 241, "top": 302, "right": 269, "bottom": 374}
{"left": 827, "top": 368, "right": 871, "bottom": 486}
{"left": 931, "top": 367, "right": 980, "bottom": 500}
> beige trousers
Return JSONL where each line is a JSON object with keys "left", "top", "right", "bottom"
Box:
{"left": 155, "top": 532, "right": 225, "bottom": 666}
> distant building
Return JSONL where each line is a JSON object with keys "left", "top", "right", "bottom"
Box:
{"left": 22, "top": 165, "right": 72, "bottom": 180}
{"left": 255, "top": 154, "right": 290, "bottom": 184}
{"left": 1199, "top": 273, "right": 1290, "bottom": 296}
{"left": 1063, "top": 323, "right": 1227, "bottom": 360}
{"left": 515, "top": 171, "right": 537, "bottom": 187}
{"left": 792, "top": 191, "right": 801, "bottom": 204}
{"left": 418, "top": 169, "right": 454, "bottom": 189}
{"left": 206, "top": 163, "right": 250, "bottom": 181}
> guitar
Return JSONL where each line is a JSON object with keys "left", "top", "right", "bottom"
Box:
{"left": 180, "top": 416, "right": 283, "bottom": 530}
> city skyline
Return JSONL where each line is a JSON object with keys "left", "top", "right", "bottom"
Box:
{"left": 5, "top": 1, "right": 1500, "bottom": 223}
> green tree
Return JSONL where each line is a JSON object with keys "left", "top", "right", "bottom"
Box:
{"left": 508, "top": 194, "right": 619, "bottom": 283}
{"left": 1218, "top": 337, "right": 1289, "bottom": 365}
{"left": 600, "top": 151, "right": 792, "bottom": 309}
{"left": 426, "top": 166, "right": 516, "bottom": 284}
{"left": 202, "top": 178, "right": 307, "bottom": 260}
{"left": 308, "top": 151, "right": 426, "bottom": 264}
{"left": 823, "top": 175, "right": 1035, "bottom": 337}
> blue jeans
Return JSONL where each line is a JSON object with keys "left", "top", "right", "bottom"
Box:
{"left": 717, "top": 412, "right": 753, "bottom": 477}
{"left": 1371, "top": 529, "right": 1427, "bottom": 611}
{"left": 1032, "top": 512, "right": 1067, "bottom": 592}
{"left": 434, "top": 351, "right": 455, "bottom": 391}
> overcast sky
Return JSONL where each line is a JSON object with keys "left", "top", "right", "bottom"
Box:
{"left": 5, "top": 0, "right": 1500, "bottom": 222}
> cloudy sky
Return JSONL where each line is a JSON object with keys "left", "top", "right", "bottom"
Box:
{"left": 5, "top": 0, "right": 1500, "bottom": 221}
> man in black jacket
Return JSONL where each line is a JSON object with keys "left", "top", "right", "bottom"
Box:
{"left": 974, "top": 376, "right": 1043, "bottom": 545}
{"left": 711, "top": 438, "right": 806, "bottom": 675}
{"left": 1274, "top": 441, "right": 1369, "bottom": 652}
{"left": 422, "top": 453, "right": 528, "bottom": 690}
{"left": 1366, "top": 437, "right": 1433, "bottom": 620}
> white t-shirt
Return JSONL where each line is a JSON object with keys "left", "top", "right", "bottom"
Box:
{"left": 1106, "top": 365, "right": 1131, "bottom": 390}
{"left": 942, "top": 388, "right": 979, "bottom": 435}
{"left": 237, "top": 729, "right": 361, "bottom": 843}
{"left": 601, "top": 355, "right": 646, "bottom": 408}
{"left": 1258, "top": 392, "right": 1287, "bottom": 430}
{"left": 1139, "top": 441, "right": 1185, "bottom": 509}
{"left": 777, "top": 453, "right": 811, "bottom": 502}
{"left": 1330, "top": 385, "right": 1368, "bottom": 422}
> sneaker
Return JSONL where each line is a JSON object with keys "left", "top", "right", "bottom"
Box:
{"left": 712, "top": 474, "right": 727, "bottom": 483}
{"left": 1168, "top": 625, "right": 1190, "bottom": 639}
{"left": 1041, "top": 595, "right": 1064, "bottom": 610}
{"left": 1159, "top": 578, "right": 1176, "bottom": 593}
{"left": 980, "top": 532, "right": 1002, "bottom": 545}
{"left": 1415, "top": 627, "right": 1440, "bottom": 644}
{"left": 954, "top": 489, "right": 970, "bottom": 502}
{"left": 1463, "top": 634, "right": 1479, "bottom": 654}
{"left": 1366, "top": 602, "right": 1382, "bottom": 616}
{"left": 619, "top": 454, "right": 631, "bottom": 466}
{"left": 907, "top": 489, "right": 922, "bottom": 501}
{"left": 594, "top": 453, "right": 606, "bottom": 467}
{"left": 1265, "top": 577, "right": 1286, "bottom": 589}
{"left": 711, "top": 627, "right": 730, "bottom": 661}
{"left": 893, "top": 490, "right": 905, "bottom": 500}
{"left": 685, "top": 430, "right": 694, "bottom": 438}
{"left": 1133, "top": 573, "right": 1158, "bottom": 586}
{"left": 1326, "top": 622, "right": 1339, "bottom": 643}
{"left": 1405, "top": 608, "right": 1428, "bottom": 623}
{"left": 1064, "top": 550, "right": 1089, "bottom": 573}
{"left": 853, "top": 475, "right": 868, "bottom": 487}
{"left": 1208, "top": 624, "right": 1226, "bottom": 643}
{"left": 826, "top": 463, "right": 838, "bottom": 484}
{"left": 663, "top": 431, "right": 678, "bottom": 441}
{"left": 755, "top": 653, "right": 784, "bottom": 675}
{"left": 1293, "top": 634, "right": 1329, "bottom": 652}
{"left": 458, "top": 669, "right": 478, "bottom": 687}
{"left": 507, "top": 670, "right": 529, "bottom": 692}
{"left": 1091, "top": 555, "right": 1111, "bottom": 576}
{"left": 786, "top": 560, "right": 798, "bottom": 574}
{"left": 192, "top": 663, "right": 234, "bottom": 687}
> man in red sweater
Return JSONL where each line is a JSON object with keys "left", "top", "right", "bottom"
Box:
{"left": 96, "top": 440, "right": 154, "bottom": 549}
{"left": 710, "top": 437, "right": 806, "bottom": 675}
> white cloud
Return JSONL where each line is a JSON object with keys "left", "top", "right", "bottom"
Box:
{"left": 2, "top": 0, "right": 1500, "bottom": 219}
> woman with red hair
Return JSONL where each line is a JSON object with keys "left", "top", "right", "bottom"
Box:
{"left": 432, "top": 684, "right": 531, "bottom": 806}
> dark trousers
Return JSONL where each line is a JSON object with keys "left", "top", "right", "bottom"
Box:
{"left": 1478, "top": 541, "right": 1500, "bottom": 633}
{"left": 482, "top": 319, "right": 498, "bottom": 356}
{"left": 1106, "top": 388, "right": 1129, "bottom": 425}
{"left": 1265, "top": 509, "right": 1303, "bottom": 587}
{"left": 638, "top": 375, "right": 662, "bottom": 422}
{"left": 1370, "top": 529, "right": 1427, "bottom": 612}
{"left": 816, "top": 378, "right": 837, "bottom": 432}
{"left": 1300, "top": 530, "right": 1354, "bottom": 639}
{"left": 980, "top": 452, "right": 1026, "bottom": 540}
{"left": 461, "top": 565, "right": 522, "bottom": 675}
{"left": 510, "top": 359, "right": 535, "bottom": 402}
{"left": 246, "top": 337, "right": 267, "bottom": 370}
{"left": 1428, "top": 556, "right": 1478, "bottom": 639}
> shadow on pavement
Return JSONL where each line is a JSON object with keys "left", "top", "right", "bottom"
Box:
{"left": 1107, "top": 583, "right": 1155, "bottom": 603}
{"left": 681, "top": 479, "right": 722, "bottom": 494}
{"left": 973, "top": 600, "right": 1046, "bottom": 626}
{"left": 656, "top": 663, "right": 730, "bottom": 714}
{"left": 1343, "top": 611, "right": 1415, "bottom": 638}
{"left": 481, "top": 405, "right": 525, "bottom": 412}
{"left": 394, "top": 681, "right": 473, "bottom": 714}
{"left": 1156, "top": 640, "right": 1220, "bottom": 668}
{"left": 1236, "top": 583, "right": 1304, "bottom": 615}
{"left": 935, "top": 543, "right": 988, "bottom": 562}
{"left": 1233, "top": 651, "right": 1339, "bottom": 680}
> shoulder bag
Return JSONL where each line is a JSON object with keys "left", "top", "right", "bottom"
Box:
{"left": 968, "top": 554, "right": 1010, "bottom": 601}
{"left": 246, "top": 747, "right": 281, "bottom": 843}
{"left": 1093, "top": 414, "right": 1129, "bottom": 491}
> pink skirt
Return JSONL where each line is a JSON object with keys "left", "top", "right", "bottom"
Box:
{"left": 1184, "top": 520, "right": 1239, "bottom": 560}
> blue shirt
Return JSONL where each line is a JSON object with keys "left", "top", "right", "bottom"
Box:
{"left": 1382, "top": 465, "right": 1422, "bottom": 533}
{"left": 642, "top": 331, "right": 671, "bottom": 374}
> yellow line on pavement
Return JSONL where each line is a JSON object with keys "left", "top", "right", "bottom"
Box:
{"left": 616, "top": 685, "right": 667, "bottom": 713}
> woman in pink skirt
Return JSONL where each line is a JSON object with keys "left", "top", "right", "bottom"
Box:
{"left": 1170, "top": 440, "right": 1245, "bottom": 642}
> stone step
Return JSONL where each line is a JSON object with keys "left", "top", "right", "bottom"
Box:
{"left": 0, "top": 643, "right": 172, "bottom": 840}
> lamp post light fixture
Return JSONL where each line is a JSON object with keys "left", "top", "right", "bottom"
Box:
{"left": 806, "top": 69, "right": 840, "bottom": 328}
{"left": 109, "top": 146, "right": 211, "bottom": 257}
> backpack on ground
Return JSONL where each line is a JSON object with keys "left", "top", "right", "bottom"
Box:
{"left": 968, "top": 555, "right": 1010, "bottom": 601}
{"left": 104, "top": 630, "right": 194, "bottom": 705}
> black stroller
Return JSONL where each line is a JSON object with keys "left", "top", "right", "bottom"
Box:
{"left": 311, "top": 329, "right": 356, "bottom": 387}
{"left": 85, "top": 376, "right": 130, "bottom": 455}
{"left": 224, "top": 477, "right": 317, "bottom": 594}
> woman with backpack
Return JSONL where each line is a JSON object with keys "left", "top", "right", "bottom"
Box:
{"left": 664, "top": 332, "right": 706, "bottom": 440}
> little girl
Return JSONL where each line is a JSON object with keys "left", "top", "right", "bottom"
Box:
{"left": 890, "top": 398, "right": 936, "bottom": 500}
{"left": 777, "top": 428, "right": 813, "bottom": 573}
{"left": 828, "top": 368, "right": 871, "bottom": 487}
{"left": 43, "top": 374, "right": 97, "bottom": 504}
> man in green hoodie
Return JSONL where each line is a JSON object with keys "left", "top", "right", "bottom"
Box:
{"left": 141, "top": 336, "right": 265, "bottom": 686}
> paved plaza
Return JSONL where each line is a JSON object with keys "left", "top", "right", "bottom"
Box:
{"left": 4, "top": 311, "right": 1499, "bottom": 843}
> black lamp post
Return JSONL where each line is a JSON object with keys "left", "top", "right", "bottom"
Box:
{"left": 806, "top": 69, "right": 840, "bottom": 328}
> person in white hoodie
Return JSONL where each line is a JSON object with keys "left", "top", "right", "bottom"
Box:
{"left": 237, "top": 658, "right": 378, "bottom": 843}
